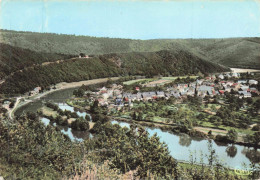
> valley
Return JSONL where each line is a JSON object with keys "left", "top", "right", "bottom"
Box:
{"left": 0, "top": 30, "right": 260, "bottom": 179}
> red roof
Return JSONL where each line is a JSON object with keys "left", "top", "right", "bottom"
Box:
{"left": 219, "top": 90, "right": 225, "bottom": 94}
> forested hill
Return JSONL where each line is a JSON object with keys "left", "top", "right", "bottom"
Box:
{"left": 0, "top": 49, "right": 228, "bottom": 94}
{"left": 0, "top": 43, "right": 74, "bottom": 79}
{"left": 1, "top": 29, "right": 260, "bottom": 69}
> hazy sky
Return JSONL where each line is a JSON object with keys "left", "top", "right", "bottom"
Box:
{"left": 1, "top": 0, "right": 260, "bottom": 39}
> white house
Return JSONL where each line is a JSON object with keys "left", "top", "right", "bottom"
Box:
{"left": 249, "top": 80, "right": 258, "bottom": 85}
{"left": 238, "top": 91, "right": 252, "bottom": 98}
{"left": 218, "top": 74, "right": 224, "bottom": 80}
{"left": 238, "top": 80, "right": 247, "bottom": 84}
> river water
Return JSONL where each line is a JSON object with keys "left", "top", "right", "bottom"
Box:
{"left": 14, "top": 87, "right": 260, "bottom": 170}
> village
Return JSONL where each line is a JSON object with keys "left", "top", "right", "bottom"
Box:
{"left": 87, "top": 72, "right": 259, "bottom": 109}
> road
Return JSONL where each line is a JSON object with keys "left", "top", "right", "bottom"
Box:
{"left": 8, "top": 97, "right": 22, "bottom": 120}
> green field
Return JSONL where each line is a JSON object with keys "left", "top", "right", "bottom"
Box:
{"left": 161, "top": 76, "right": 198, "bottom": 81}
{"left": 123, "top": 78, "right": 153, "bottom": 85}
{"left": 123, "top": 76, "right": 198, "bottom": 86}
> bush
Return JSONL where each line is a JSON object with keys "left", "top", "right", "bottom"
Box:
{"left": 215, "top": 135, "right": 229, "bottom": 143}
{"left": 71, "top": 117, "right": 89, "bottom": 131}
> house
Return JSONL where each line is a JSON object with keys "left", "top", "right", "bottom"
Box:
{"left": 30, "top": 87, "right": 41, "bottom": 96}
{"left": 240, "top": 85, "right": 249, "bottom": 91}
{"left": 165, "top": 93, "right": 171, "bottom": 99}
{"left": 219, "top": 90, "right": 225, "bottom": 95}
{"left": 156, "top": 91, "right": 165, "bottom": 98}
{"left": 238, "top": 91, "right": 252, "bottom": 98}
{"left": 218, "top": 74, "right": 224, "bottom": 80}
{"left": 231, "top": 83, "right": 240, "bottom": 90}
{"left": 224, "top": 86, "right": 231, "bottom": 92}
{"left": 198, "top": 85, "right": 213, "bottom": 96}
{"left": 211, "top": 75, "right": 216, "bottom": 79}
{"left": 238, "top": 80, "right": 247, "bottom": 84}
{"left": 142, "top": 92, "right": 156, "bottom": 100}
{"left": 136, "top": 93, "right": 142, "bottom": 100}
{"left": 225, "top": 73, "right": 231, "bottom": 78}
{"left": 3, "top": 100, "right": 10, "bottom": 105}
{"left": 249, "top": 88, "right": 258, "bottom": 94}
{"left": 196, "top": 79, "right": 203, "bottom": 85}
{"left": 232, "top": 73, "right": 240, "bottom": 78}
{"left": 226, "top": 81, "right": 233, "bottom": 86}
{"left": 249, "top": 80, "right": 258, "bottom": 85}
{"left": 115, "top": 98, "right": 123, "bottom": 105}
{"left": 99, "top": 87, "right": 107, "bottom": 94}
{"left": 170, "top": 91, "right": 181, "bottom": 98}
{"left": 102, "top": 93, "right": 109, "bottom": 100}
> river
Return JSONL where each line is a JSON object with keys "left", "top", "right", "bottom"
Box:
{"left": 14, "top": 87, "right": 260, "bottom": 170}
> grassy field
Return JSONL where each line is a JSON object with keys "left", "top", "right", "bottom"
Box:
{"left": 161, "top": 76, "right": 198, "bottom": 81}
{"left": 39, "top": 106, "right": 58, "bottom": 118}
{"left": 123, "top": 78, "right": 153, "bottom": 85}
{"left": 123, "top": 76, "right": 198, "bottom": 86}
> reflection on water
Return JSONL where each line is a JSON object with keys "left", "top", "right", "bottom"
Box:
{"left": 41, "top": 117, "right": 84, "bottom": 142}
{"left": 111, "top": 120, "right": 260, "bottom": 169}
{"left": 226, "top": 145, "right": 238, "bottom": 158}
{"left": 242, "top": 148, "right": 260, "bottom": 164}
{"left": 57, "top": 103, "right": 87, "bottom": 119}
{"left": 179, "top": 133, "right": 192, "bottom": 147}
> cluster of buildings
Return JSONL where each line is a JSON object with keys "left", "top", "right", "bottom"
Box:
{"left": 90, "top": 74, "right": 259, "bottom": 107}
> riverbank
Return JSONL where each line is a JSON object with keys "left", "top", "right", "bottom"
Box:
{"left": 111, "top": 116, "right": 260, "bottom": 149}
{"left": 10, "top": 77, "right": 120, "bottom": 119}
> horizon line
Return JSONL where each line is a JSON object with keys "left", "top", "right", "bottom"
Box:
{"left": 1, "top": 28, "right": 260, "bottom": 41}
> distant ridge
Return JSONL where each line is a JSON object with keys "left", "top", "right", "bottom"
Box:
{"left": 1, "top": 29, "right": 260, "bottom": 69}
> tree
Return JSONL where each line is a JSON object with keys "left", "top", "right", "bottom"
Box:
{"left": 85, "top": 114, "right": 91, "bottom": 121}
{"left": 79, "top": 53, "right": 86, "bottom": 57}
{"left": 132, "top": 112, "right": 137, "bottom": 120}
{"left": 138, "top": 112, "right": 143, "bottom": 121}
{"left": 90, "top": 99, "right": 100, "bottom": 114}
{"left": 226, "top": 129, "right": 238, "bottom": 142}
{"left": 246, "top": 132, "right": 260, "bottom": 147}
{"left": 247, "top": 97, "right": 253, "bottom": 104}
{"left": 71, "top": 117, "right": 89, "bottom": 131}
{"left": 73, "top": 88, "right": 84, "bottom": 97}
{"left": 208, "top": 130, "right": 212, "bottom": 136}
{"left": 9, "top": 101, "right": 15, "bottom": 108}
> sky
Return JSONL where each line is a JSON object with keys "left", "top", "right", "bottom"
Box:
{"left": 0, "top": 0, "right": 260, "bottom": 40}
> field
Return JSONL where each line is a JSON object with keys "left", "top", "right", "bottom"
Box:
{"left": 123, "top": 76, "right": 199, "bottom": 87}
{"left": 161, "top": 76, "right": 198, "bottom": 81}
{"left": 39, "top": 106, "right": 58, "bottom": 118}
{"left": 145, "top": 79, "right": 171, "bottom": 86}
{"left": 122, "top": 79, "right": 148, "bottom": 85}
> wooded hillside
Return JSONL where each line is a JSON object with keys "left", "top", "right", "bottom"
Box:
{"left": 1, "top": 29, "right": 259, "bottom": 69}
{"left": 0, "top": 49, "right": 228, "bottom": 94}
